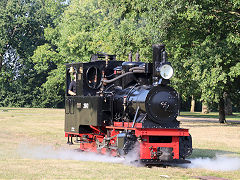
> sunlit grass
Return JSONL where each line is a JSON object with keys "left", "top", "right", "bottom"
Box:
{"left": 0, "top": 108, "right": 240, "bottom": 179}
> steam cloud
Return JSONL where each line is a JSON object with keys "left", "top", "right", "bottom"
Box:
{"left": 18, "top": 143, "right": 240, "bottom": 171}
{"left": 184, "top": 156, "right": 240, "bottom": 171}
{"left": 17, "top": 143, "right": 140, "bottom": 166}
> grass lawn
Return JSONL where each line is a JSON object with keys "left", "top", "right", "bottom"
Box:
{"left": 180, "top": 111, "right": 240, "bottom": 121}
{"left": 0, "top": 108, "right": 240, "bottom": 179}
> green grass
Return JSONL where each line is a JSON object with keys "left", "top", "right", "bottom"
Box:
{"left": 0, "top": 108, "right": 240, "bottom": 179}
{"left": 180, "top": 111, "right": 240, "bottom": 121}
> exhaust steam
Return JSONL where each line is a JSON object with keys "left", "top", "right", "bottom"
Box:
{"left": 18, "top": 143, "right": 240, "bottom": 171}
{"left": 183, "top": 155, "right": 240, "bottom": 171}
{"left": 17, "top": 143, "right": 141, "bottom": 166}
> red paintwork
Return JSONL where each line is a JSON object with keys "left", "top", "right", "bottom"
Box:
{"left": 135, "top": 128, "right": 189, "bottom": 136}
{"left": 65, "top": 123, "right": 190, "bottom": 162}
{"left": 113, "top": 122, "right": 142, "bottom": 128}
{"left": 139, "top": 136, "right": 179, "bottom": 159}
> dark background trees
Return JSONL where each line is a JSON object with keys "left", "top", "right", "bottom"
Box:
{"left": 0, "top": 0, "right": 66, "bottom": 107}
{"left": 0, "top": 0, "right": 239, "bottom": 122}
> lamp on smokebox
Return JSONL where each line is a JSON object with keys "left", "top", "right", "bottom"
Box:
{"left": 157, "top": 63, "right": 174, "bottom": 80}
{"left": 152, "top": 44, "right": 174, "bottom": 85}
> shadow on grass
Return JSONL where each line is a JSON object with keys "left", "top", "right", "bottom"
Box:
{"left": 184, "top": 122, "right": 240, "bottom": 128}
{"left": 180, "top": 112, "right": 240, "bottom": 121}
{"left": 189, "top": 148, "right": 240, "bottom": 159}
{"left": 180, "top": 118, "right": 240, "bottom": 127}
{"left": 182, "top": 114, "right": 219, "bottom": 119}
{"left": 0, "top": 108, "right": 20, "bottom": 111}
{"left": 0, "top": 109, "right": 18, "bottom": 112}
{"left": 226, "top": 122, "right": 240, "bottom": 126}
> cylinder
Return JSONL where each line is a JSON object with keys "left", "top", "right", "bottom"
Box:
{"left": 128, "top": 86, "right": 151, "bottom": 113}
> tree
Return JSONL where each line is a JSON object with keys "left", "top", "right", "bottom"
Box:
{"left": 30, "top": 0, "right": 101, "bottom": 107}
{"left": 163, "top": 0, "right": 240, "bottom": 123}
{"left": 2, "top": 0, "right": 238, "bottom": 112}
{"left": 0, "top": 0, "right": 66, "bottom": 107}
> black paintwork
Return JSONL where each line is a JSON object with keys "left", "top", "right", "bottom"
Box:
{"left": 65, "top": 60, "right": 123, "bottom": 133}
{"left": 64, "top": 46, "right": 192, "bottom": 164}
{"left": 141, "top": 159, "right": 191, "bottom": 166}
{"left": 65, "top": 48, "right": 181, "bottom": 132}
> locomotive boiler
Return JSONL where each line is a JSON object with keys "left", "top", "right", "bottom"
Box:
{"left": 65, "top": 44, "right": 192, "bottom": 165}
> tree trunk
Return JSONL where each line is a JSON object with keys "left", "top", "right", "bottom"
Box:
{"left": 219, "top": 97, "right": 226, "bottom": 123}
{"left": 0, "top": 54, "right": 2, "bottom": 71}
{"left": 202, "top": 102, "right": 209, "bottom": 114}
{"left": 190, "top": 95, "right": 195, "bottom": 112}
{"left": 224, "top": 92, "right": 232, "bottom": 115}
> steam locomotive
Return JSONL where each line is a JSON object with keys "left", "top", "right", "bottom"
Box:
{"left": 65, "top": 44, "right": 192, "bottom": 165}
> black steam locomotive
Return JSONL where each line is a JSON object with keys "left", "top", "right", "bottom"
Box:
{"left": 65, "top": 44, "right": 192, "bottom": 165}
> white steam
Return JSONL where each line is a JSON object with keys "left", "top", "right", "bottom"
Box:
{"left": 185, "top": 156, "right": 240, "bottom": 171}
{"left": 18, "top": 144, "right": 123, "bottom": 163}
{"left": 18, "top": 143, "right": 240, "bottom": 171}
{"left": 17, "top": 143, "right": 141, "bottom": 166}
{"left": 123, "top": 142, "right": 142, "bottom": 166}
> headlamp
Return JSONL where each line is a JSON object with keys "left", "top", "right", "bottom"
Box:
{"left": 159, "top": 64, "right": 174, "bottom": 79}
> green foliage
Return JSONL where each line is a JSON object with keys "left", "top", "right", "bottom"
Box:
{"left": 39, "top": 64, "right": 66, "bottom": 108}
{"left": 163, "top": 0, "right": 240, "bottom": 108}
{"left": 0, "top": 0, "right": 239, "bottom": 112}
{"left": 53, "top": 0, "right": 102, "bottom": 62}
{"left": 0, "top": 0, "right": 66, "bottom": 107}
